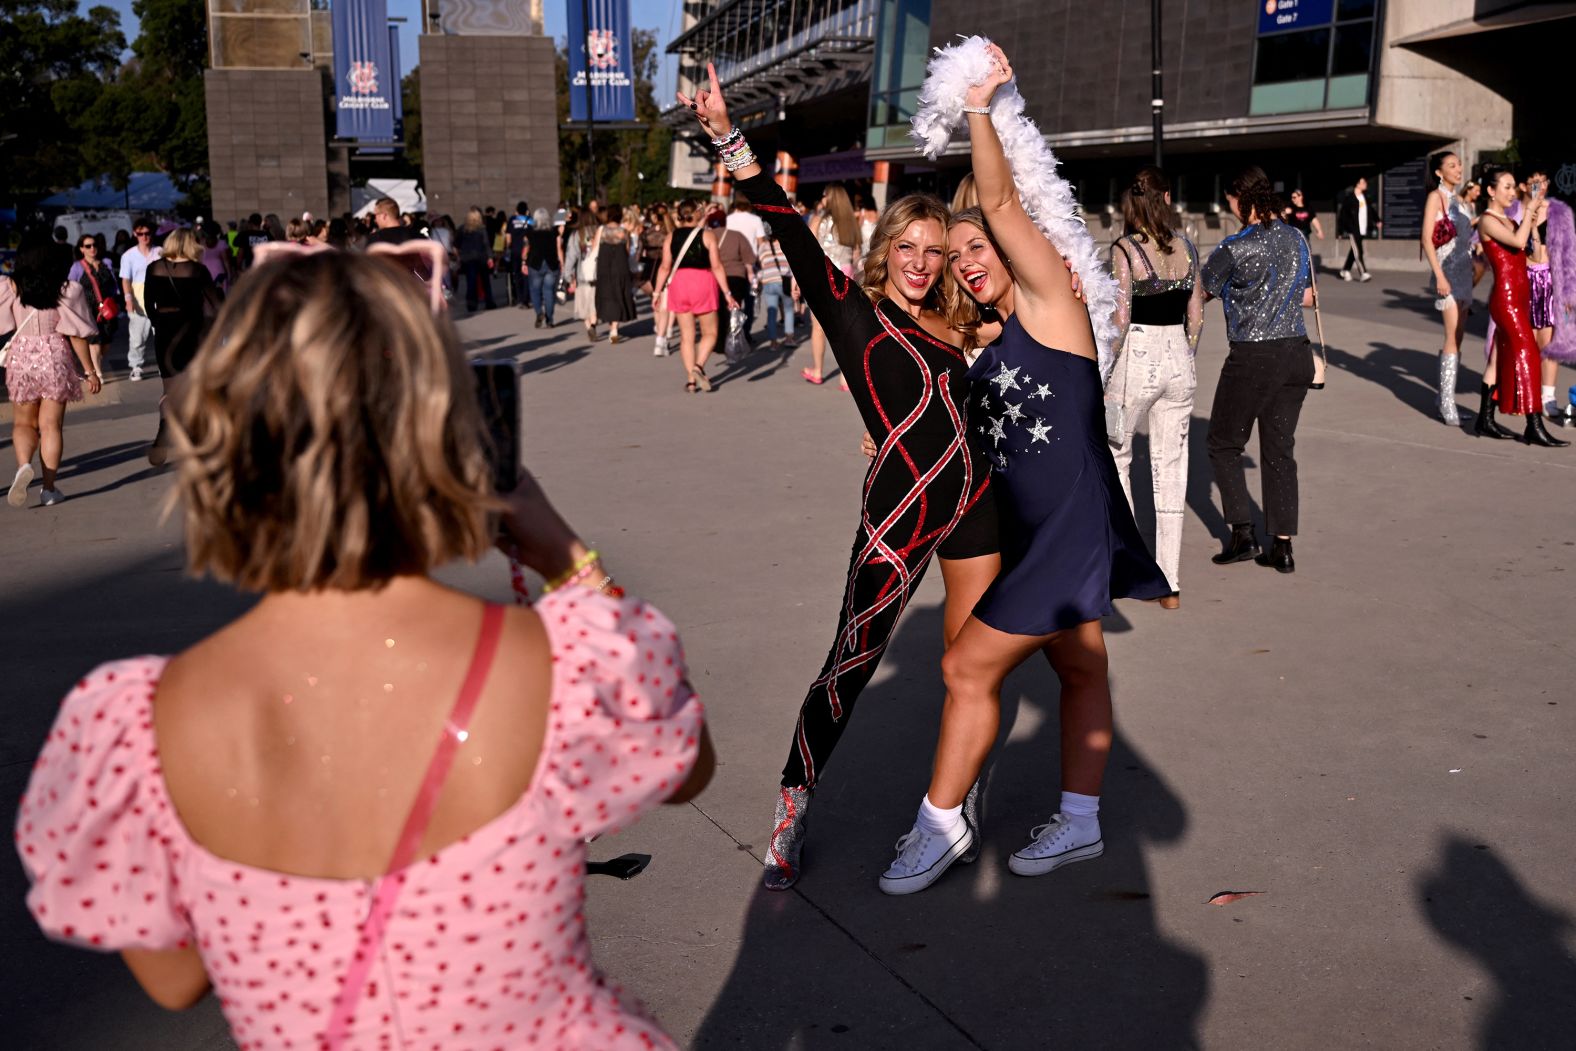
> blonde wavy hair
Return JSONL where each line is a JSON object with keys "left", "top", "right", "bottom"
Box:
{"left": 943, "top": 207, "right": 1009, "bottom": 353}
{"left": 160, "top": 228, "right": 202, "bottom": 263}
{"left": 860, "top": 192, "right": 954, "bottom": 312}
{"left": 166, "top": 252, "right": 501, "bottom": 592}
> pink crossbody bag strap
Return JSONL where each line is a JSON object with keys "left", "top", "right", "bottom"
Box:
{"left": 321, "top": 603, "right": 505, "bottom": 1049}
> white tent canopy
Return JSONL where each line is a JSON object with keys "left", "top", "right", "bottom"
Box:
{"left": 352, "top": 179, "right": 426, "bottom": 218}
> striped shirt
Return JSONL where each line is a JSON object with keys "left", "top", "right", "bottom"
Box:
{"left": 756, "top": 237, "right": 790, "bottom": 285}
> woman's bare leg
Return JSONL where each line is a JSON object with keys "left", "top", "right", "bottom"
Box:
{"left": 37, "top": 399, "right": 66, "bottom": 489}
{"left": 930, "top": 616, "right": 1056, "bottom": 808}
{"left": 677, "top": 312, "right": 698, "bottom": 377}
{"left": 1042, "top": 620, "right": 1112, "bottom": 797}
{"left": 12, "top": 402, "right": 40, "bottom": 470}
{"left": 938, "top": 555, "right": 1000, "bottom": 650}
{"left": 697, "top": 312, "right": 719, "bottom": 370}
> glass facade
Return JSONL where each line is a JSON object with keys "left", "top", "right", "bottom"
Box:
{"left": 1250, "top": 0, "right": 1378, "bottom": 115}
{"left": 866, "top": 0, "right": 931, "bottom": 150}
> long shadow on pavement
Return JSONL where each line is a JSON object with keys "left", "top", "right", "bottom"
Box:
{"left": 694, "top": 601, "right": 1206, "bottom": 1049}
{"left": 2, "top": 552, "right": 251, "bottom": 1049}
{"left": 1418, "top": 837, "right": 1576, "bottom": 1048}
{"left": 1325, "top": 342, "right": 1490, "bottom": 425}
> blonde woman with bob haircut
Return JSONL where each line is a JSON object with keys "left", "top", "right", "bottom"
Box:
{"left": 16, "top": 250, "right": 714, "bottom": 1050}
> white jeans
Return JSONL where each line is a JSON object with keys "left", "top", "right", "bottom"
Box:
{"left": 127, "top": 311, "right": 153, "bottom": 371}
{"left": 1108, "top": 323, "right": 1196, "bottom": 592}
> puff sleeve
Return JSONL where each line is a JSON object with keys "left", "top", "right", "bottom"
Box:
{"left": 531, "top": 590, "right": 705, "bottom": 841}
{"left": 55, "top": 280, "right": 100, "bottom": 339}
{"left": 14, "top": 660, "right": 194, "bottom": 951}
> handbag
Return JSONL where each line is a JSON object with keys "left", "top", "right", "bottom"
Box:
{"left": 84, "top": 267, "right": 120, "bottom": 321}
{"left": 578, "top": 229, "right": 601, "bottom": 284}
{"left": 1431, "top": 189, "right": 1458, "bottom": 250}
{"left": 0, "top": 309, "right": 38, "bottom": 369}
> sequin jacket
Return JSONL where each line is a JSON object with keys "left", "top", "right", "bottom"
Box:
{"left": 1201, "top": 220, "right": 1311, "bottom": 343}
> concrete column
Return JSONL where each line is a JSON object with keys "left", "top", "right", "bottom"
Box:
{"left": 205, "top": 69, "right": 330, "bottom": 221}
{"left": 872, "top": 161, "right": 894, "bottom": 210}
{"left": 774, "top": 150, "right": 797, "bottom": 199}
{"left": 419, "top": 34, "right": 561, "bottom": 218}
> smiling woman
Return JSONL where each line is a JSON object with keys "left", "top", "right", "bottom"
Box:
{"left": 677, "top": 61, "right": 1007, "bottom": 892}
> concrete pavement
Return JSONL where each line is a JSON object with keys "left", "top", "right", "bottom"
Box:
{"left": 3, "top": 273, "right": 1574, "bottom": 1049}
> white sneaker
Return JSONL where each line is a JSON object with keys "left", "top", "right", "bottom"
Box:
{"left": 653, "top": 334, "right": 669, "bottom": 357}
{"left": 1338, "top": 270, "right": 1352, "bottom": 282}
{"left": 7, "top": 463, "right": 34, "bottom": 508}
{"left": 129, "top": 367, "right": 144, "bottom": 381}
{"left": 878, "top": 819, "right": 975, "bottom": 896}
{"left": 1357, "top": 272, "right": 1373, "bottom": 283}
{"left": 1007, "top": 814, "right": 1104, "bottom": 877}
{"left": 39, "top": 487, "right": 63, "bottom": 506}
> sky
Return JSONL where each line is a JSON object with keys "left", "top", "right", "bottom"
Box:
{"left": 95, "top": 0, "right": 682, "bottom": 94}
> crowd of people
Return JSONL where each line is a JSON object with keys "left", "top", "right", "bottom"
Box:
{"left": 3, "top": 29, "right": 1572, "bottom": 1051}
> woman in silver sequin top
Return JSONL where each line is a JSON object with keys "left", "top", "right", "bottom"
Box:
{"left": 1107, "top": 166, "right": 1205, "bottom": 606}
{"left": 1422, "top": 150, "right": 1475, "bottom": 425}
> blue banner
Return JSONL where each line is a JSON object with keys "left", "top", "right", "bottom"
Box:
{"left": 1258, "top": 0, "right": 1335, "bottom": 34}
{"left": 567, "top": 0, "right": 636, "bottom": 123}
{"left": 333, "top": 0, "right": 396, "bottom": 142}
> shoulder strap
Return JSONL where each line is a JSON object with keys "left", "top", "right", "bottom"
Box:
{"left": 1127, "top": 236, "right": 1158, "bottom": 280}
{"left": 322, "top": 603, "right": 505, "bottom": 1049}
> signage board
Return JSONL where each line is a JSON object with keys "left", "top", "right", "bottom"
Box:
{"left": 1258, "top": 0, "right": 1336, "bottom": 35}
{"left": 567, "top": 0, "right": 636, "bottom": 123}
{"left": 1381, "top": 157, "right": 1428, "bottom": 240}
{"left": 333, "top": 0, "right": 397, "bottom": 142}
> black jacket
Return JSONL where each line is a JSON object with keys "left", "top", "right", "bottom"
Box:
{"left": 1336, "top": 189, "right": 1380, "bottom": 237}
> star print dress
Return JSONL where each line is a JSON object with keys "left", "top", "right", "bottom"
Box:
{"left": 967, "top": 315, "right": 1171, "bottom": 634}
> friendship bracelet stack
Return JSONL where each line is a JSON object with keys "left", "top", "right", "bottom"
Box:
{"left": 711, "top": 127, "right": 756, "bottom": 172}
{"left": 537, "top": 548, "right": 627, "bottom": 600}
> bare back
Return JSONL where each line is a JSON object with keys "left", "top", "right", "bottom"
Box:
{"left": 154, "top": 578, "right": 552, "bottom": 879}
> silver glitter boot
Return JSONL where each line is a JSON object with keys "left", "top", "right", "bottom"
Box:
{"left": 960, "top": 779, "right": 983, "bottom": 864}
{"left": 763, "top": 785, "right": 811, "bottom": 891}
{"left": 1438, "top": 354, "right": 1461, "bottom": 425}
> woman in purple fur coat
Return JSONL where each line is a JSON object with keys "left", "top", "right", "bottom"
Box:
{"left": 1538, "top": 189, "right": 1576, "bottom": 421}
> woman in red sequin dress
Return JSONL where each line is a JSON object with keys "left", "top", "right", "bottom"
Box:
{"left": 1480, "top": 166, "right": 1567, "bottom": 447}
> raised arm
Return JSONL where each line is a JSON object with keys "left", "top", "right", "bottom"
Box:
{"left": 677, "top": 63, "right": 872, "bottom": 342}
{"left": 962, "top": 45, "right": 1078, "bottom": 313}
{"left": 1482, "top": 199, "right": 1546, "bottom": 251}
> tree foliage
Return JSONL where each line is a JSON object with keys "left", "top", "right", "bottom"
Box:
{"left": 1, "top": 0, "right": 210, "bottom": 212}
{"left": 0, "top": 0, "right": 127, "bottom": 201}
{"left": 556, "top": 28, "right": 678, "bottom": 205}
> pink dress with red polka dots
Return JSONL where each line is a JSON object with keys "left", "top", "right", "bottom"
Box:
{"left": 15, "top": 590, "right": 703, "bottom": 1051}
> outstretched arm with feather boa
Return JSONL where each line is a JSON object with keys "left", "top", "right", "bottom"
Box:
{"left": 911, "top": 35, "right": 1122, "bottom": 382}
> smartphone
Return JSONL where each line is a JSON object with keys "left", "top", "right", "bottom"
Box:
{"left": 472, "top": 360, "right": 520, "bottom": 492}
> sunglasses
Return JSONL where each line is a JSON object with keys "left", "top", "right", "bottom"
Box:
{"left": 78, "top": 242, "right": 97, "bottom": 250}
{"left": 135, "top": 230, "right": 152, "bottom": 237}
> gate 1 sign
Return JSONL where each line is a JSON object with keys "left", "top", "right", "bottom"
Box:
{"left": 567, "top": 0, "right": 636, "bottom": 123}
{"left": 333, "top": 0, "right": 397, "bottom": 142}
{"left": 1258, "top": 0, "right": 1335, "bottom": 35}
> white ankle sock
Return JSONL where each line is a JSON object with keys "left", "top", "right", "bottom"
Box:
{"left": 918, "top": 795, "right": 964, "bottom": 835}
{"left": 1060, "top": 791, "right": 1101, "bottom": 835}
{"left": 1543, "top": 385, "right": 1557, "bottom": 408}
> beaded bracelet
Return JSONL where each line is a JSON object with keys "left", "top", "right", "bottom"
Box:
{"left": 542, "top": 548, "right": 600, "bottom": 592}
{"left": 723, "top": 147, "right": 757, "bottom": 173}
{"left": 509, "top": 556, "right": 531, "bottom": 605}
{"left": 711, "top": 127, "right": 744, "bottom": 150}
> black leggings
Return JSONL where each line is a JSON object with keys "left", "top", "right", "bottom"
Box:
{"left": 781, "top": 491, "right": 997, "bottom": 789}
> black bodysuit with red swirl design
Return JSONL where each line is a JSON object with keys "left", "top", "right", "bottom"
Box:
{"left": 732, "top": 171, "right": 998, "bottom": 789}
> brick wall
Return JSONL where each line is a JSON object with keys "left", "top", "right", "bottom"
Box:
{"left": 205, "top": 69, "right": 331, "bottom": 221}
{"left": 419, "top": 35, "right": 561, "bottom": 218}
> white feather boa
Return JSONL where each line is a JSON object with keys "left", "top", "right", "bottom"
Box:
{"left": 911, "top": 35, "right": 1121, "bottom": 382}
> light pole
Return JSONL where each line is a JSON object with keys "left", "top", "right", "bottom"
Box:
{"left": 581, "top": 0, "right": 597, "bottom": 201}
{"left": 1151, "top": 0, "right": 1164, "bottom": 168}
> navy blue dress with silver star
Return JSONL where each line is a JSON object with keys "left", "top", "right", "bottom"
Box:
{"left": 967, "top": 315, "right": 1171, "bottom": 634}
